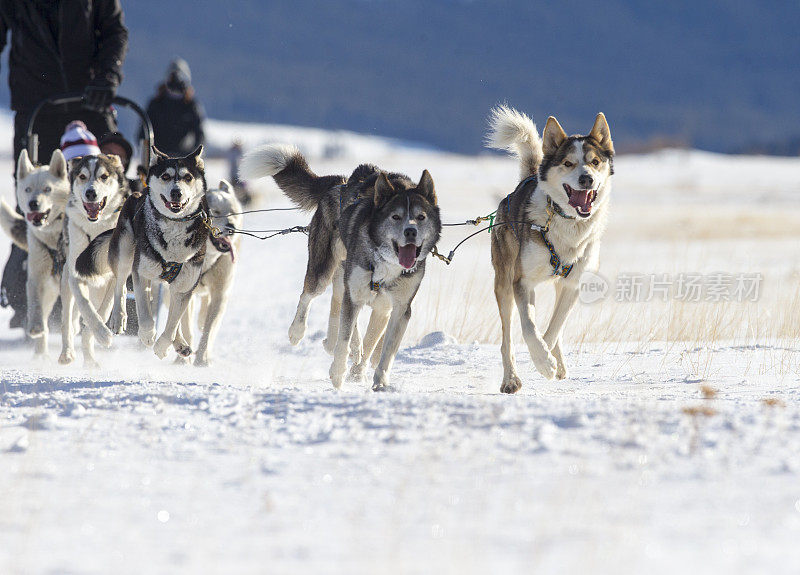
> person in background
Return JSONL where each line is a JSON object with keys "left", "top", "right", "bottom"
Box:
{"left": 143, "top": 58, "right": 205, "bottom": 157}
{"left": 0, "top": 0, "right": 128, "bottom": 329}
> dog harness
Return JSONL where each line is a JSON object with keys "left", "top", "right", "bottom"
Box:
{"left": 140, "top": 194, "right": 210, "bottom": 284}
{"left": 508, "top": 176, "right": 577, "bottom": 278}
{"left": 368, "top": 263, "right": 417, "bottom": 292}
{"left": 46, "top": 245, "right": 65, "bottom": 277}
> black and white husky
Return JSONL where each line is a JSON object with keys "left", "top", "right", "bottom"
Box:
{"left": 60, "top": 154, "right": 130, "bottom": 366}
{"left": 240, "top": 145, "right": 441, "bottom": 390}
{"left": 0, "top": 150, "right": 70, "bottom": 358}
{"left": 108, "top": 146, "right": 209, "bottom": 359}
{"left": 487, "top": 106, "right": 614, "bottom": 393}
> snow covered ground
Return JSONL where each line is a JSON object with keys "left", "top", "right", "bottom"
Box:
{"left": 2, "top": 118, "right": 800, "bottom": 574}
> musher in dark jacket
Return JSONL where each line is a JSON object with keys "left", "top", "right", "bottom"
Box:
{"left": 0, "top": 0, "right": 128, "bottom": 328}
{"left": 143, "top": 58, "right": 205, "bottom": 157}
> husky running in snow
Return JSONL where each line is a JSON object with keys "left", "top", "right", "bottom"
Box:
{"left": 60, "top": 154, "right": 130, "bottom": 366}
{"left": 0, "top": 150, "right": 70, "bottom": 358}
{"left": 487, "top": 106, "right": 614, "bottom": 393}
{"left": 240, "top": 145, "right": 441, "bottom": 390}
{"left": 107, "top": 146, "right": 210, "bottom": 360}
{"left": 174, "top": 180, "right": 243, "bottom": 367}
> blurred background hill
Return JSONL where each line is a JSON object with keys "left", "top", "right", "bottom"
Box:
{"left": 1, "top": 0, "right": 798, "bottom": 154}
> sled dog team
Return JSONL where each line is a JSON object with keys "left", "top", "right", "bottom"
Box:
{"left": 1, "top": 106, "right": 614, "bottom": 394}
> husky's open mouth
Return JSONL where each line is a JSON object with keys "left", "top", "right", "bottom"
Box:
{"left": 83, "top": 197, "right": 107, "bottom": 221}
{"left": 210, "top": 234, "right": 237, "bottom": 262}
{"left": 564, "top": 184, "right": 597, "bottom": 218}
{"left": 161, "top": 194, "right": 188, "bottom": 214}
{"left": 393, "top": 240, "right": 422, "bottom": 269}
{"left": 26, "top": 209, "right": 50, "bottom": 227}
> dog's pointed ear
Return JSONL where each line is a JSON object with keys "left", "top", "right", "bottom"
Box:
{"left": 417, "top": 170, "right": 437, "bottom": 205}
{"left": 373, "top": 172, "right": 394, "bottom": 207}
{"left": 218, "top": 179, "right": 233, "bottom": 194}
{"left": 17, "top": 149, "right": 34, "bottom": 181}
{"left": 104, "top": 153, "right": 125, "bottom": 172}
{"left": 187, "top": 145, "right": 204, "bottom": 171}
{"left": 150, "top": 145, "right": 168, "bottom": 166}
{"left": 48, "top": 149, "right": 67, "bottom": 180}
{"left": 589, "top": 112, "right": 614, "bottom": 154}
{"left": 542, "top": 116, "right": 568, "bottom": 156}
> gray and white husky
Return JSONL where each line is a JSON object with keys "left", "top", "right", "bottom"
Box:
{"left": 108, "top": 146, "right": 209, "bottom": 360}
{"left": 240, "top": 145, "right": 441, "bottom": 390}
{"left": 0, "top": 149, "right": 70, "bottom": 358}
{"left": 60, "top": 154, "right": 129, "bottom": 366}
{"left": 487, "top": 105, "right": 614, "bottom": 393}
{"left": 175, "top": 180, "right": 242, "bottom": 367}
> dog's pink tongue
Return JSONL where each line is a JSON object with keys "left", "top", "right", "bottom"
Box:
{"left": 568, "top": 189, "right": 592, "bottom": 211}
{"left": 398, "top": 244, "right": 417, "bottom": 269}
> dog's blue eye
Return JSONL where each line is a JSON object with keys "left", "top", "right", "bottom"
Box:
{"left": 392, "top": 214, "right": 401, "bottom": 221}
{"left": 44, "top": 187, "right": 51, "bottom": 193}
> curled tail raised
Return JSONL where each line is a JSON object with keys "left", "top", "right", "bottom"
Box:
{"left": 0, "top": 198, "right": 28, "bottom": 250}
{"left": 239, "top": 144, "right": 342, "bottom": 211}
{"left": 486, "top": 105, "right": 543, "bottom": 181}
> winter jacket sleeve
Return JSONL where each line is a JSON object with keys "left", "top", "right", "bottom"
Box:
{"left": 92, "top": 0, "right": 128, "bottom": 88}
{"left": 0, "top": 3, "right": 9, "bottom": 71}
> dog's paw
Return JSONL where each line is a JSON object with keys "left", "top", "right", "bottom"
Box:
{"left": 173, "top": 355, "right": 191, "bottom": 366}
{"left": 95, "top": 325, "right": 114, "bottom": 348}
{"left": 533, "top": 352, "right": 558, "bottom": 380}
{"left": 108, "top": 310, "right": 127, "bottom": 334}
{"left": 194, "top": 354, "right": 211, "bottom": 368}
{"left": 173, "top": 341, "right": 192, "bottom": 357}
{"left": 288, "top": 321, "right": 305, "bottom": 346}
{"left": 500, "top": 374, "right": 523, "bottom": 394}
{"left": 58, "top": 349, "right": 75, "bottom": 365}
{"left": 372, "top": 371, "right": 390, "bottom": 392}
{"left": 153, "top": 336, "right": 171, "bottom": 359}
{"left": 347, "top": 363, "right": 366, "bottom": 383}
{"left": 555, "top": 362, "right": 569, "bottom": 380}
{"left": 139, "top": 327, "right": 156, "bottom": 348}
{"left": 329, "top": 364, "right": 345, "bottom": 390}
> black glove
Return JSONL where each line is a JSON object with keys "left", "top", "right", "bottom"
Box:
{"left": 83, "top": 79, "right": 117, "bottom": 112}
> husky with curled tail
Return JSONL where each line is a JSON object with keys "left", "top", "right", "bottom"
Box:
{"left": 487, "top": 105, "right": 614, "bottom": 394}
{"left": 240, "top": 145, "right": 441, "bottom": 391}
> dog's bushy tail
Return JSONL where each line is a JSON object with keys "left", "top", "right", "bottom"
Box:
{"left": 486, "top": 105, "right": 543, "bottom": 180}
{"left": 76, "top": 229, "right": 113, "bottom": 279}
{"left": 0, "top": 198, "right": 27, "bottom": 250}
{"left": 239, "top": 144, "right": 339, "bottom": 211}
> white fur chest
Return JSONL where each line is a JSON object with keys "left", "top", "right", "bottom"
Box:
{"left": 145, "top": 202, "right": 199, "bottom": 264}
{"left": 29, "top": 220, "right": 63, "bottom": 252}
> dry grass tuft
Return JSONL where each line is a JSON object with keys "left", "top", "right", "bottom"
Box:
{"left": 761, "top": 397, "right": 786, "bottom": 408}
{"left": 700, "top": 384, "right": 718, "bottom": 399}
{"left": 682, "top": 406, "right": 717, "bottom": 417}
